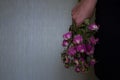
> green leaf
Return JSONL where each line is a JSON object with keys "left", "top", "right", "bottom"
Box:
{"left": 76, "top": 29, "right": 84, "bottom": 34}
{"left": 84, "top": 19, "right": 90, "bottom": 25}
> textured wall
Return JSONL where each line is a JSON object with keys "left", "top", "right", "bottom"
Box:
{"left": 0, "top": 0, "right": 98, "bottom": 80}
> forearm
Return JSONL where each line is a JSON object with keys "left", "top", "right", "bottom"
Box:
{"left": 80, "top": 0, "right": 97, "bottom": 5}
{"left": 80, "top": 0, "right": 97, "bottom": 10}
{"left": 81, "top": 0, "right": 97, "bottom": 2}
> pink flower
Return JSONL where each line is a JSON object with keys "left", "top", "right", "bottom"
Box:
{"left": 67, "top": 46, "right": 76, "bottom": 56}
{"left": 62, "top": 40, "right": 69, "bottom": 47}
{"left": 65, "top": 56, "right": 70, "bottom": 63}
{"left": 73, "top": 34, "right": 83, "bottom": 44}
{"left": 81, "top": 68, "right": 85, "bottom": 72}
{"left": 63, "top": 31, "right": 72, "bottom": 40}
{"left": 80, "top": 58, "right": 85, "bottom": 64}
{"left": 74, "top": 59, "right": 79, "bottom": 66}
{"left": 90, "top": 59, "right": 96, "bottom": 66}
{"left": 85, "top": 44, "right": 95, "bottom": 55}
{"left": 75, "top": 66, "right": 81, "bottom": 72}
{"left": 88, "top": 23, "right": 99, "bottom": 31}
{"left": 76, "top": 44, "right": 86, "bottom": 53}
{"left": 89, "top": 36, "right": 99, "bottom": 45}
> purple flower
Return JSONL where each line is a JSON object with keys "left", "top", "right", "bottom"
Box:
{"left": 63, "top": 31, "right": 72, "bottom": 40}
{"left": 89, "top": 36, "right": 99, "bottom": 45}
{"left": 67, "top": 46, "right": 76, "bottom": 56}
{"left": 84, "top": 63, "right": 89, "bottom": 68}
{"left": 80, "top": 58, "right": 85, "bottom": 64}
{"left": 75, "top": 66, "right": 81, "bottom": 72}
{"left": 62, "top": 40, "right": 69, "bottom": 47}
{"left": 85, "top": 44, "right": 95, "bottom": 55}
{"left": 90, "top": 59, "right": 96, "bottom": 66}
{"left": 88, "top": 23, "right": 99, "bottom": 31}
{"left": 73, "top": 34, "right": 83, "bottom": 44}
{"left": 76, "top": 44, "right": 86, "bottom": 53}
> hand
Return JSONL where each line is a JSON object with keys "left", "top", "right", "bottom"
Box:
{"left": 71, "top": 0, "right": 97, "bottom": 26}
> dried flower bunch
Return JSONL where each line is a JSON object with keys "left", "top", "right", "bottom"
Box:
{"left": 61, "top": 19, "right": 99, "bottom": 73}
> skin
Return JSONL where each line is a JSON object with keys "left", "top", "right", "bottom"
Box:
{"left": 71, "top": 0, "right": 97, "bottom": 26}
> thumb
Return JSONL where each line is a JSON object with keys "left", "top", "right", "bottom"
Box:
{"left": 75, "top": 18, "right": 84, "bottom": 27}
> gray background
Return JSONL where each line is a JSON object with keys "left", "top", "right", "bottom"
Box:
{"left": 0, "top": 0, "right": 98, "bottom": 80}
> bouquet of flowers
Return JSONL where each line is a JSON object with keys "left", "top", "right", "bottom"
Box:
{"left": 61, "top": 18, "right": 99, "bottom": 73}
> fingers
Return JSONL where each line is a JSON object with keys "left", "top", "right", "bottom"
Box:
{"left": 71, "top": 3, "right": 80, "bottom": 16}
{"left": 75, "top": 17, "right": 84, "bottom": 27}
{"left": 72, "top": 10, "right": 84, "bottom": 27}
{"left": 72, "top": 16, "right": 84, "bottom": 27}
{"left": 71, "top": 3, "right": 84, "bottom": 27}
